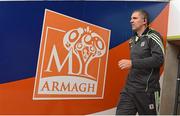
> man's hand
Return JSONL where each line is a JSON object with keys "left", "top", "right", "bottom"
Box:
{"left": 118, "top": 59, "right": 132, "bottom": 70}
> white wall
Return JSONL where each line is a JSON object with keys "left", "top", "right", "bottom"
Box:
{"left": 168, "top": 0, "right": 180, "bottom": 37}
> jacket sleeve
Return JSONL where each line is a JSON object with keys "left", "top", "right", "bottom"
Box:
{"left": 132, "top": 32, "right": 164, "bottom": 69}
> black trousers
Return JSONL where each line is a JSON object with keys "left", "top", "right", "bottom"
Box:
{"left": 116, "top": 90, "right": 160, "bottom": 115}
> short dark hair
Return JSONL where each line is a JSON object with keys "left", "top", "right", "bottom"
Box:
{"left": 133, "top": 9, "right": 150, "bottom": 25}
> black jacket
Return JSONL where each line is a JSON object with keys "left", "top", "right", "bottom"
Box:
{"left": 125, "top": 27, "right": 164, "bottom": 93}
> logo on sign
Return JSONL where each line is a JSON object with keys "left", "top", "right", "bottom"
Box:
{"left": 33, "top": 9, "right": 110, "bottom": 100}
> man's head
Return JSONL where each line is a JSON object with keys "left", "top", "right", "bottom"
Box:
{"left": 130, "top": 9, "right": 149, "bottom": 33}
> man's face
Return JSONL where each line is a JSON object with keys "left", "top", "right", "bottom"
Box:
{"left": 130, "top": 12, "right": 146, "bottom": 32}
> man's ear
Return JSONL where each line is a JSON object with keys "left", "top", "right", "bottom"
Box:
{"left": 144, "top": 18, "right": 147, "bottom": 24}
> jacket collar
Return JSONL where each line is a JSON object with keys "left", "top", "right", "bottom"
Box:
{"left": 134, "top": 27, "right": 150, "bottom": 37}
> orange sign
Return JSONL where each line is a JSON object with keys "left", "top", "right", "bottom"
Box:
{"left": 33, "top": 9, "right": 111, "bottom": 100}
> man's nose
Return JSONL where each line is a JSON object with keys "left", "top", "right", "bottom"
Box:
{"left": 130, "top": 19, "right": 133, "bottom": 23}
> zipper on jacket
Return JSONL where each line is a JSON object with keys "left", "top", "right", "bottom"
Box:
{"left": 145, "top": 69, "right": 154, "bottom": 92}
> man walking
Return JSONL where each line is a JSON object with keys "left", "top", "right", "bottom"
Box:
{"left": 116, "top": 9, "right": 164, "bottom": 115}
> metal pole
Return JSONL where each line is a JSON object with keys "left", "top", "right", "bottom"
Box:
{"left": 174, "top": 51, "right": 180, "bottom": 115}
